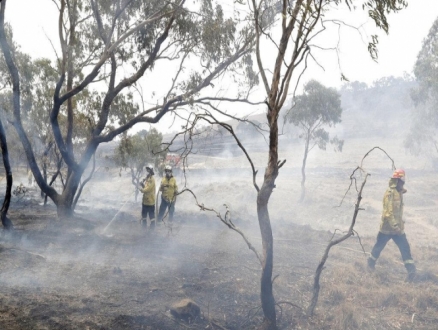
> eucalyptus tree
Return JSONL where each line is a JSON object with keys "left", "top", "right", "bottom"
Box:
{"left": 244, "top": 1, "right": 407, "bottom": 329}
{"left": 0, "top": 0, "right": 256, "bottom": 217}
{"left": 405, "top": 16, "right": 438, "bottom": 159}
{"left": 287, "top": 80, "right": 343, "bottom": 201}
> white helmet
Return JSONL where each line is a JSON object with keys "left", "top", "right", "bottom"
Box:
{"left": 164, "top": 165, "right": 172, "bottom": 172}
{"left": 146, "top": 164, "right": 154, "bottom": 174}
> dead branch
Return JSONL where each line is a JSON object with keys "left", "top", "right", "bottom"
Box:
{"left": 179, "top": 188, "right": 262, "bottom": 266}
{"left": 334, "top": 166, "right": 360, "bottom": 207}
{"left": 360, "top": 146, "right": 396, "bottom": 170}
{"left": 307, "top": 168, "right": 370, "bottom": 316}
{"left": 195, "top": 109, "right": 261, "bottom": 193}
{"left": 336, "top": 146, "right": 396, "bottom": 208}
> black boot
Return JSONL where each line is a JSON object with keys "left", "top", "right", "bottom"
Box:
{"left": 150, "top": 219, "right": 156, "bottom": 230}
{"left": 405, "top": 263, "right": 416, "bottom": 282}
{"left": 367, "top": 257, "right": 376, "bottom": 271}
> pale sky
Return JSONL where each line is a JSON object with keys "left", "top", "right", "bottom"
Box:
{"left": 3, "top": 0, "right": 438, "bottom": 131}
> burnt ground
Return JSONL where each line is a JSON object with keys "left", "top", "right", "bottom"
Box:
{"left": 1, "top": 160, "right": 438, "bottom": 330}
{"left": 0, "top": 198, "right": 326, "bottom": 330}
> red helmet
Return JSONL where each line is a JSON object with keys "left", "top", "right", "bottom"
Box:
{"left": 392, "top": 169, "right": 406, "bottom": 182}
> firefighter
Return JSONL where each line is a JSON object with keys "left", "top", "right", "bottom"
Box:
{"left": 367, "top": 169, "right": 416, "bottom": 281}
{"left": 158, "top": 165, "right": 178, "bottom": 223}
{"left": 139, "top": 165, "right": 156, "bottom": 229}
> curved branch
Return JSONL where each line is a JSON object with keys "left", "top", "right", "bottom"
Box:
{"left": 250, "top": 0, "right": 270, "bottom": 95}
{"left": 180, "top": 188, "right": 262, "bottom": 265}
{"left": 197, "top": 110, "right": 260, "bottom": 193}
{"left": 308, "top": 171, "right": 370, "bottom": 316}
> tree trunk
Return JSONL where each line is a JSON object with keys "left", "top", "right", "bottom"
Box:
{"left": 256, "top": 106, "right": 280, "bottom": 330}
{"left": 72, "top": 154, "right": 96, "bottom": 210}
{"left": 0, "top": 118, "right": 13, "bottom": 229}
{"left": 257, "top": 199, "right": 276, "bottom": 330}
{"left": 57, "top": 200, "right": 75, "bottom": 218}
{"left": 42, "top": 162, "right": 47, "bottom": 199}
{"left": 57, "top": 184, "right": 77, "bottom": 218}
{"left": 300, "top": 135, "right": 310, "bottom": 202}
{"left": 0, "top": 0, "right": 59, "bottom": 209}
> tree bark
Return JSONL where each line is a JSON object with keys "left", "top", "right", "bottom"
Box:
{"left": 72, "top": 154, "right": 96, "bottom": 210}
{"left": 44, "top": 156, "right": 63, "bottom": 205}
{"left": 57, "top": 150, "right": 95, "bottom": 218}
{"left": 257, "top": 200, "right": 276, "bottom": 330}
{"left": 0, "top": 117, "right": 13, "bottom": 230}
{"left": 300, "top": 134, "right": 310, "bottom": 202}
{"left": 56, "top": 170, "right": 81, "bottom": 218}
{"left": 0, "top": 0, "right": 59, "bottom": 208}
{"left": 256, "top": 107, "right": 280, "bottom": 330}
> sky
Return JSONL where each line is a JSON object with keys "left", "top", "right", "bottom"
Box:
{"left": 3, "top": 0, "right": 438, "bottom": 132}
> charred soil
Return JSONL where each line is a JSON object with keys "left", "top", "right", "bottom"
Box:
{"left": 1, "top": 166, "right": 438, "bottom": 329}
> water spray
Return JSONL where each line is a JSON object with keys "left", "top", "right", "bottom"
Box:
{"left": 102, "top": 190, "right": 136, "bottom": 236}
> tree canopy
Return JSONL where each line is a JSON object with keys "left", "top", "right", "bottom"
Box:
{"left": 405, "top": 16, "right": 438, "bottom": 159}
{"left": 0, "top": 0, "right": 257, "bottom": 216}
{"left": 287, "top": 80, "right": 343, "bottom": 201}
{"left": 114, "top": 128, "right": 166, "bottom": 201}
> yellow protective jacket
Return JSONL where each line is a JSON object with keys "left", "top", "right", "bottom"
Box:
{"left": 140, "top": 175, "right": 156, "bottom": 206}
{"left": 160, "top": 176, "right": 178, "bottom": 202}
{"left": 379, "top": 178, "right": 405, "bottom": 235}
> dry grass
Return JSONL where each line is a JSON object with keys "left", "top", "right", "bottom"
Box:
{"left": 291, "top": 237, "right": 438, "bottom": 330}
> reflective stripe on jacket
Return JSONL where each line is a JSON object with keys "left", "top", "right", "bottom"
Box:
{"left": 160, "top": 176, "right": 178, "bottom": 202}
{"left": 379, "top": 178, "right": 404, "bottom": 235}
{"left": 140, "top": 175, "right": 156, "bottom": 206}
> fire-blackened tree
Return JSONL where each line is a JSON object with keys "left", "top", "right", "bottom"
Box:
{"left": 0, "top": 117, "right": 13, "bottom": 230}
{"left": 246, "top": 1, "right": 407, "bottom": 329}
{"left": 287, "top": 80, "right": 343, "bottom": 201}
{"left": 0, "top": 0, "right": 256, "bottom": 217}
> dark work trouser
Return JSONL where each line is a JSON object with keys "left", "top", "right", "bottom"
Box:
{"left": 369, "top": 232, "right": 415, "bottom": 272}
{"left": 141, "top": 204, "right": 156, "bottom": 228}
{"left": 158, "top": 197, "right": 175, "bottom": 222}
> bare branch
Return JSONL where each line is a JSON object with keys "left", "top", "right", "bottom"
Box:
{"left": 250, "top": 0, "right": 270, "bottom": 95}
{"left": 179, "top": 188, "right": 262, "bottom": 265}
{"left": 196, "top": 109, "right": 261, "bottom": 193}
{"left": 308, "top": 168, "right": 370, "bottom": 316}
{"left": 360, "top": 146, "right": 396, "bottom": 170}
